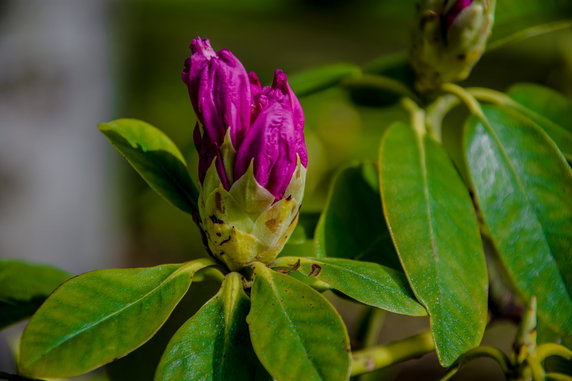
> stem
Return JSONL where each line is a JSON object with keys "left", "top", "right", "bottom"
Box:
{"left": 356, "top": 308, "right": 387, "bottom": 381}
{"left": 440, "top": 83, "right": 485, "bottom": 119}
{"left": 425, "top": 94, "right": 461, "bottom": 142}
{"left": 440, "top": 346, "right": 512, "bottom": 381}
{"left": 401, "top": 97, "right": 426, "bottom": 136}
{"left": 179, "top": 257, "right": 221, "bottom": 276}
{"left": 342, "top": 74, "right": 420, "bottom": 104}
{"left": 362, "top": 309, "right": 387, "bottom": 348}
{"left": 194, "top": 266, "right": 227, "bottom": 282}
{"left": 527, "top": 355, "right": 546, "bottom": 381}
{"left": 466, "top": 87, "right": 520, "bottom": 108}
{"left": 351, "top": 331, "right": 435, "bottom": 376}
{"left": 537, "top": 343, "right": 572, "bottom": 362}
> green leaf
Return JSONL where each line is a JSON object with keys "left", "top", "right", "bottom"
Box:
{"left": 99, "top": 119, "right": 198, "bottom": 214}
{"left": 288, "top": 63, "right": 361, "bottom": 97}
{"left": 507, "top": 83, "right": 572, "bottom": 160}
{"left": 273, "top": 257, "right": 426, "bottom": 316}
{"left": 379, "top": 122, "right": 488, "bottom": 366}
{"left": 464, "top": 105, "right": 572, "bottom": 337}
{"left": 156, "top": 273, "right": 269, "bottom": 381}
{"left": 490, "top": 1, "right": 572, "bottom": 48}
{"left": 0, "top": 260, "right": 70, "bottom": 330}
{"left": 248, "top": 263, "right": 351, "bottom": 381}
{"left": 18, "top": 259, "right": 214, "bottom": 379}
{"left": 315, "top": 162, "right": 401, "bottom": 269}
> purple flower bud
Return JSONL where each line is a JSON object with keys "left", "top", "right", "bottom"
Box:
{"left": 183, "top": 37, "right": 308, "bottom": 200}
{"left": 443, "top": 0, "right": 473, "bottom": 30}
{"left": 182, "top": 37, "right": 252, "bottom": 186}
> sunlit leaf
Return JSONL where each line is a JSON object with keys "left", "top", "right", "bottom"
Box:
{"left": 379, "top": 122, "right": 488, "bottom": 366}
{"left": 248, "top": 263, "right": 350, "bottom": 381}
{"left": 19, "top": 261, "right": 212, "bottom": 378}
{"left": 99, "top": 119, "right": 198, "bottom": 214}
{"left": 156, "top": 273, "right": 269, "bottom": 381}
{"left": 464, "top": 105, "right": 572, "bottom": 338}
{"left": 273, "top": 257, "right": 425, "bottom": 316}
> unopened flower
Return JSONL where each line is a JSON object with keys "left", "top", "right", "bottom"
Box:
{"left": 183, "top": 37, "right": 307, "bottom": 271}
{"left": 410, "top": 0, "right": 495, "bottom": 92}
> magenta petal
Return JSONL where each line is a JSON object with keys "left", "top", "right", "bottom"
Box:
{"left": 183, "top": 37, "right": 251, "bottom": 148}
{"left": 185, "top": 37, "right": 307, "bottom": 200}
{"left": 444, "top": 0, "right": 473, "bottom": 30}
{"left": 271, "top": 70, "right": 308, "bottom": 168}
{"left": 235, "top": 89, "right": 299, "bottom": 199}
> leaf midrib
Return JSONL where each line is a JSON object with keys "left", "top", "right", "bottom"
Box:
{"left": 476, "top": 116, "right": 568, "bottom": 290}
{"left": 263, "top": 271, "right": 323, "bottom": 381}
{"left": 310, "top": 260, "right": 424, "bottom": 314}
{"left": 314, "top": 260, "right": 406, "bottom": 295}
{"left": 416, "top": 134, "right": 443, "bottom": 310}
{"left": 105, "top": 130, "right": 197, "bottom": 213}
{"left": 26, "top": 267, "right": 189, "bottom": 367}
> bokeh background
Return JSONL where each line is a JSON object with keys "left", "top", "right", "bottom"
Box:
{"left": 0, "top": 0, "right": 571, "bottom": 379}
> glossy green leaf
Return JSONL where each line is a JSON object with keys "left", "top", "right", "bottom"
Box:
{"left": 248, "top": 263, "right": 351, "bottom": 381}
{"left": 18, "top": 259, "right": 214, "bottom": 379}
{"left": 507, "top": 83, "right": 572, "bottom": 160}
{"left": 315, "top": 162, "right": 401, "bottom": 269}
{"left": 99, "top": 119, "right": 198, "bottom": 214}
{"left": 289, "top": 63, "right": 361, "bottom": 97}
{"left": 464, "top": 105, "right": 572, "bottom": 337}
{"left": 156, "top": 273, "right": 269, "bottom": 381}
{"left": 379, "top": 122, "right": 488, "bottom": 366}
{"left": 273, "top": 257, "right": 426, "bottom": 316}
{"left": 0, "top": 260, "right": 70, "bottom": 330}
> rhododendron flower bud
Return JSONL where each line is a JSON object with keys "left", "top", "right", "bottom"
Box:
{"left": 183, "top": 37, "right": 307, "bottom": 271}
{"left": 410, "top": 0, "right": 495, "bottom": 92}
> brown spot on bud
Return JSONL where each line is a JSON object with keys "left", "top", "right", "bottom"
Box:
{"left": 265, "top": 218, "right": 279, "bottom": 233}
{"left": 215, "top": 192, "right": 225, "bottom": 213}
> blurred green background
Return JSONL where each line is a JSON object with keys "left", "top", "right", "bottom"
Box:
{"left": 0, "top": 0, "right": 571, "bottom": 379}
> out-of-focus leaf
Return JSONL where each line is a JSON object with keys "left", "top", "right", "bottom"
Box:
{"left": 379, "top": 122, "right": 488, "bottom": 366}
{"left": 507, "top": 83, "right": 572, "bottom": 160}
{"left": 289, "top": 63, "right": 361, "bottom": 97}
{"left": 155, "top": 273, "right": 270, "bottom": 381}
{"left": 99, "top": 119, "right": 198, "bottom": 214}
{"left": 18, "top": 261, "right": 213, "bottom": 379}
{"left": 464, "top": 105, "right": 572, "bottom": 338}
{"left": 247, "top": 263, "right": 350, "bottom": 381}
{"left": 274, "top": 257, "right": 426, "bottom": 316}
{"left": 490, "top": 0, "right": 572, "bottom": 48}
{"left": 0, "top": 260, "right": 70, "bottom": 330}
{"left": 347, "top": 53, "right": 416, "bottom": 107}
{"left": 315, "top": 162, "right": 401, "bottom": 269}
